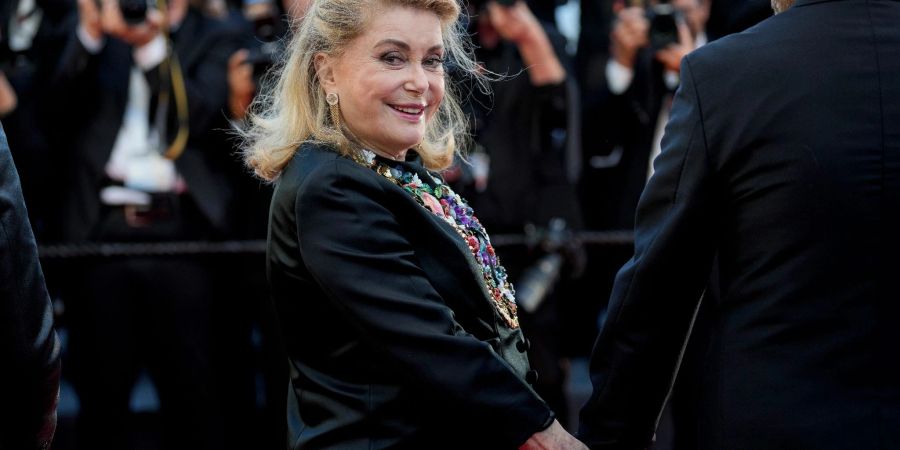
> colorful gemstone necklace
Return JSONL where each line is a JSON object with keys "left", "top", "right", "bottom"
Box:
{"left": 352, "top": 149, "right": 519, "bottom": 329}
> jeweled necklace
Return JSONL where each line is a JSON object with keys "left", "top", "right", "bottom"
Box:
{"left": 352, "top": 149, "right": 519, "bottom": 328}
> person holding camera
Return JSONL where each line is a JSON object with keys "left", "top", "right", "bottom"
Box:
{"left": 446, "top": 0, "right": 585, "bottom": 430}
{"left": 579, "top": 0, "right": 708, "bottom": 232}
{"left": 572, "top": 0, "right": 707, "bottom": 366}
{"left": 51, "top": 0, "right": 243, "bottom": 448}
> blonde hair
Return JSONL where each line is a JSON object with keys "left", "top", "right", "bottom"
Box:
{"left": 240, "top": 0, "right": 483, "bottom": 181}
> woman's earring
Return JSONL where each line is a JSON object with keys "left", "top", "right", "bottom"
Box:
{"left": 326, "top": 92, "right": 340, "bottom": 129}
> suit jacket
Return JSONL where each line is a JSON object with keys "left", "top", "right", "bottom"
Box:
{"left": 267, "top": 143, "right": 554, "bottom": 449}
{"left": 579, "top": 0, "right": 900, "bottom": 448}
{"left": 1, "top": 0, "right": 76, "bottom": 242}
{"left": 51, "top": 8, "right": 242, "bottom": 241}
{"left": 0, "top": 122, "right": 60, "bottom": 450}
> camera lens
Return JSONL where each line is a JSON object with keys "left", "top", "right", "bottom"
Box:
{"left": 120, "top": 0, "right": 149, "bottom": 24}
{"left": 647, "top": 4, "right": 680, "bottom": 50}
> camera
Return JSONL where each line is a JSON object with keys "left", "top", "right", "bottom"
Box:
{"left": 515, "top": 218, "right": 584, "bottom": 313}
{"left": 245, "top": 45, "right": 277, "bottom": 87}
{"left": 244, "top": 3, "right": 282, "bottom": 87}
{"left": 95, "top": 0, "right": 152, "bottom": 25}
{"left": 646, "top": 3, "right": 681, "bottom": 51}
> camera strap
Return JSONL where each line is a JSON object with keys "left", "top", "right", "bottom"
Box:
{"left": 155, "top": 0, "right": 189, "bottom": 161}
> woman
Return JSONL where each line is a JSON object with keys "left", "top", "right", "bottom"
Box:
{"left": 241, "top": 0, "right": 586, "bottom": 447}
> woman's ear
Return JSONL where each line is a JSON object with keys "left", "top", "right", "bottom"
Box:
{"left": 314, "top": 53, "right": 337, "bottom": 90}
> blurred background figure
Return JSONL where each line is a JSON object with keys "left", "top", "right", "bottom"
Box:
{"left": 217, "top": 0, "right": 318, "bottom": 447}
{"left": 446, "top": 0, "right": 585, "bottom": 430}
{"left": 579, "top": 0, "right": 709, "bottom": 232}
{"left": 566, "top": 0, "right": 710, "bottom": 419}
{"left": 0, "top": 121, "right": 61, "bottom": 450}
{"left": 47, "top": 0, "right": 244, "bottom": 447}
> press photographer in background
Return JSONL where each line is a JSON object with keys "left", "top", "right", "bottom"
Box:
{"left": 51, "top": 0, "right": 245, "bottom": 447}
{"left": 446, "top": 0, "right": 585, "bottom": 429}
{"left": 569, "top": 0, "right": 707, "bottom": 384}
{"left": 220, "top": 2, "right": 316, "bottom": 447}
{"left": 226, "top": 0, "right": 311, "bottom": 122}
{"left": 579, "top": 0, "right": 708, "bottom": 232}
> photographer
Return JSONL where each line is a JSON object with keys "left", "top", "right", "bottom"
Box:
{"left": 579, "top": 0, "right": 707, "bottom": 231}
{"left": 51, "top": 0, "right": 244, "bottom": 448}
{"left": 569, "top": 0, "right": 707, "bottom": 394}
{"left": 448, "top": 0, "right": 584, "bottom": 429}
{"left": 608, "top": 0, "right": 705, "bottom": 92}
{"left": 226, "top": 0, "right": 311, "bottom": 121}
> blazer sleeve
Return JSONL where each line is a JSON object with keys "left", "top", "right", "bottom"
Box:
{"left": 578, "top": 56, "right": 719, "bottom": 449}
{"left": 295, "top": 159, "right": 554, "bottom": 447}
{"left": 0, "top": 123, "right": 61, "bottom": 450}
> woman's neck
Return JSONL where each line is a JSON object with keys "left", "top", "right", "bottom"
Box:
{"left": 367, "top": 147, "right": 408, "bottom": 162}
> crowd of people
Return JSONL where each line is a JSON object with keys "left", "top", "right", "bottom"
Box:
{"left": 3, "top": 0, "right": 898, "bottom": 448}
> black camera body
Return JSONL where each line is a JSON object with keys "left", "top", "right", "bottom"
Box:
{"left": 245, "top": 11, "right": 283, "bottom": 87}
{"left": 245, "top": 44, "right": 277, "bottom": 86}
{"left": 646, "top": 3, "right": 681, "bottom": 51}
{"left": 96, "top": 0, "right": 151, "bottom": 25}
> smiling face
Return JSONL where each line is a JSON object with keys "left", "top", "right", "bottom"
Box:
{"left": 317, "top": 5, "right": 446, "bottom": 157}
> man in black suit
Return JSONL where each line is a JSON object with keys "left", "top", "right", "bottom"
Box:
{"left": 0, "top": 122, "right": 60, "bottom": 449}
{"left": 578, "top": 0, "right": 900, "bottom": 448}
{"left": 51, "top": 0, "right": 243, "bottom": 448}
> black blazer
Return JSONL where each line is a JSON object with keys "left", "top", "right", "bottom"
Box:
{"left": 267, "top": 143, "right": 553, "bottom": 449}
{"left": 0, "top": 122, "right": 60, "bottom": 449}
{"left": 579, "top": 0, "right": 900, "bottom": 448}
{"left": 50, "top": 9, "right": 242, "bottom": 240}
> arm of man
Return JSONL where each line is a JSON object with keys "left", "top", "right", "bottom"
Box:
{"left": 577, "top": 56, "right": 718, "bottom": 449}
{"left": 0, "top": 122, "right": 61, "bottom": 450}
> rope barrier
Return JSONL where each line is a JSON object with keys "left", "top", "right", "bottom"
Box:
{"left": 36, "top": 231, "right": 634, "bottom": 259}
{"left": 38, "top": 240, "right": 267, "bottom": 259}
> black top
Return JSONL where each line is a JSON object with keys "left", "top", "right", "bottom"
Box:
{"left": 267, "top": 142, "right": 553, "bottom": 449}
{"left": 579, "top": 0, "right": 900, "bottom": 448}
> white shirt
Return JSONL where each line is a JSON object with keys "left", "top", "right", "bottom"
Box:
{"left": 77, "top": 27, "right": 181, "bottom": 206}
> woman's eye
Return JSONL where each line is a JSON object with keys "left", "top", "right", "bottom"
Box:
{"left": 424, "top": 56, "right": 445, "bottom": 69}
{"left": 381, "top": 53, "right": 405, "bottom": 66}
